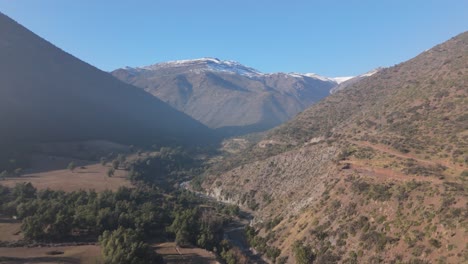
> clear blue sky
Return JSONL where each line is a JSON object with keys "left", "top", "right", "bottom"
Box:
{"left": 1, "top": 0, "right": 467, "bottom": 76}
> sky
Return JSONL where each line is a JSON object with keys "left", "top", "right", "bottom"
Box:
{"left": 0, "top": 1, "right": 467, "bottom": 77}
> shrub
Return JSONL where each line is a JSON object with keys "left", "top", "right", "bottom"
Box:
{"left": 360, "top": 231, "right": 393, "bottom": 251}
{"left": 292, "top": 241, "right": 315, "bottom": 264}
{"left": 429, "top": 238, "right": 442, "bottom": 248}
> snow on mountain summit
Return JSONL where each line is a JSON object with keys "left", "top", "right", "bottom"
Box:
{"left": 332, "top": 76, "right": 354, "bottom": 84}
{"left": 123, "top": 58, "right": 342, "bottom": 82}
{"left": 134, "top": 58, "right": 262, "bottom": 77}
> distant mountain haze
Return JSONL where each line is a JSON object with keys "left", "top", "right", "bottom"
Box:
{"left": 0, "top": 12, "right": 214, "bottom": 146}
{"left": 112, "top": 58, "right": 347, "bottom": 134}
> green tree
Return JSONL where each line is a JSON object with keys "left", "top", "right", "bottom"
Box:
{"left": 14, "top": 168, "right": 23, "bottom": 176}
{"left": 67, "top": 162, "right": 76, "bottom": 172}
{"left": 22, "top": 215, "right": 45, "bottom": 240}
{"left": 107, "top": 168, "right": 115, "bottom": 178}
{"left": 99, "top": 227, "right": 162, "bottom": 264}
{"left": 0, "top": 170, "right": 7, "bottom": 180}
{"left": 13, "top": 182, "right": 37, "bottom": 200}
{"left": 112, "top": 160, "right": 120, "bottom": 170}
{"left": 117, "top": 154, "right": 126, "bottom": 164}
{"left": 196, "top": 210, "right": 223, "bottom": 249}
{"left": 21, "top": 200, "right": 73, "bottom": 241}
{"left": 168, "top": 208, "right": 198, "bottom": 247}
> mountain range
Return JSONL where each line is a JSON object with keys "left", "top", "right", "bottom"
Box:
{"left": 112, "top": 58, "right": 355, "bottom": 134}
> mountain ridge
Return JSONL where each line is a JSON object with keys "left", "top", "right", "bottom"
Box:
{"left": 112, "top": 58, "right": 341, "bottom": 134}
{"left": 119, "top": 57, "right": 353, "bottom": 83}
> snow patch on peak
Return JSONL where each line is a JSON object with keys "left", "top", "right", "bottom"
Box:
{"left": 205, "top": 62, "right": 261, "bottom": 77}
{"left": 120, "top": 58, "right": 362, "bottom": 84}
{"left": 273, "top": 72, "right": 344, "bottom": 84}
{"left": 286, "top": 73, "right": 336, "bottom": 83}
{"left": 360, "top": 68, "right": 380, "bottom": 77}
{"left": 332, "top": 76, "right": 354, "bottom": 84}
{"left": 302, "top": 73, "right": 335, "bottom": 82}
{"left": 159, "top": 57, "right": 221, "bottom": 65}
{"left": 137, "top": 57, "right": 263, "bottom": 77}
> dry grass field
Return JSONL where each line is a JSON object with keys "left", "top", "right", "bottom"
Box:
{"left": 1, "top": 155, "right": 131, "bottom": 192}
{"left": 0, "top": 245, "right": 102, "bottom": 264}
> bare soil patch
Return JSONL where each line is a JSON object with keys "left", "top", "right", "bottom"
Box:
{"left": 154, "top": 242, "right": 219, "bottom": 264}
{"left": 0, "top": 217, "right": 22, "bottom": 241}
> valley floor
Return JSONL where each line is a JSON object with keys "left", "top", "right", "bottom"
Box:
{"left": 0, "top": 155, "right": 130, "bottom": 192}
{"left": 0, "top": 245, "right": 101, "bottom": 264}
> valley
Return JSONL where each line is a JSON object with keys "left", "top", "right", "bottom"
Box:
{"left": 0, "top": 5, "right": 467, "bottom": 264}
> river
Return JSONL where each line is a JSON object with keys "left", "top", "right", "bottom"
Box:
{"left": 181, "top": 181, "right": 269, "bottom": 264}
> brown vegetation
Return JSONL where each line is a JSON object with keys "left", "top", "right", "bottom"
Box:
{"left": 201, "top": 32, "right": 468, "bottom": 263}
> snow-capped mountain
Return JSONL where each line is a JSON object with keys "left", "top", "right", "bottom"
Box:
{"left": 127, "top": 57, "right": 342, "bottom": 82}
{"left": 112, "top": 58, "right": 337, "bottom": 135}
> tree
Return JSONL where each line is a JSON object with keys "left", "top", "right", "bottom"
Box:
{"left": 13, "top": 182, "right": 37, "bottom": 200}
{"left": 107, "top": 168, "right": 115, "bottom": 178}
{"left": 219, "top": 240, "right": 248, "bottom": 264}
{"left": 22, "top": 215, "right": 45, "bottom": 240}
{"left": 112, "top": 160, "right": 120, "bottom": 170}
{"left": 67, "top": 162, "right": 76, "bottom": 172}
{"left": 99, "top": 227, "right": 162, "bottom": 264}
{"left": 100, "top": 157, "right": 107, "bottom": 166}
{"left": 117, "top": 154, "right": 126, "bottom": 164}
{"left": 196, "top": 210, "right": 223, "bottom": 249}
{"left": 21, "top": 201, "right": 73, "bottom": 241}
{"left": 14, "top": 168, "right": 23, "bottom": 177}
{"left": 175, "top": 228, "right": 191, "bottom": 247}
{"left": 168, "top": 208, "right": 198, "bottom": 247}
{"left": 0, "top": 170, "right": 8, "bottom": 180}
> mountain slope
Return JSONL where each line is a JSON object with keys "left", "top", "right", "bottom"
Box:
{"left": 112, "top": 58, "right": 337, "bottom": 134}
{"left": 200, "top": 32, "right": 468, "bottom": 263}
{"left": 270, "top": 33, "right": 467, "bottom": 156}
{"left": 0, "top": 13, "right": 213, "bottom": 146}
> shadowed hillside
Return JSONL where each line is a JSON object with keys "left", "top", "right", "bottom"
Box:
{"left": 0, "top": 13, "right": 213, "bottom": 147}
